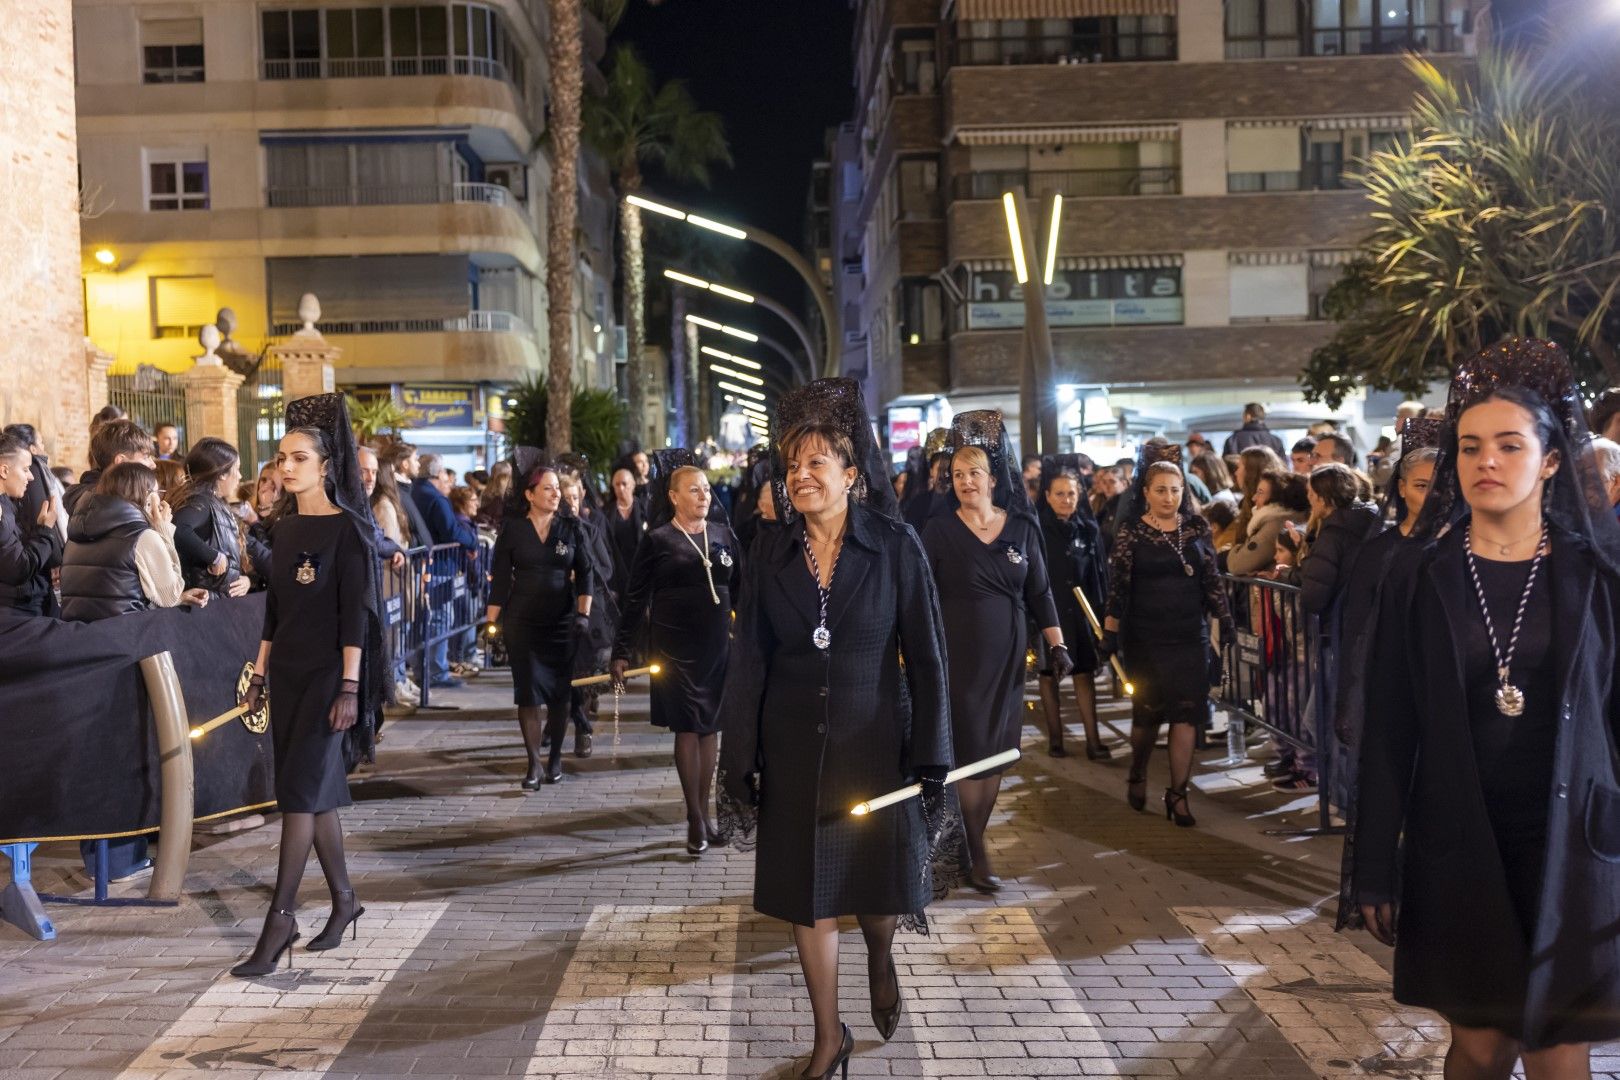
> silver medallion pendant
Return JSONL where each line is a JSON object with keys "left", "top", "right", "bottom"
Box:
{"left": 1496, "top": 682, "right": 1526, "bottom": 717}
{"left": 812, "top": 625, "right": 831, "bottom": 651}
{"left": 555, "top": 541, "right": 570, "bottom": 557}
{"left": 1183, "top": 564, "right": 1195, "bottom": 577}
{"left": 1006, "top": 546, "right": 1024, "bottom": 565}
{"left": 718, "top": 549, "right": 733, "bottom": 567}
{"left": 294, "top": 557, "right": 317, "bottom": 585}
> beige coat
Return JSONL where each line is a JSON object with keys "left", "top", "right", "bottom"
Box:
{"left": 1226, "top": 502, "right": 1308, "bottom": 577}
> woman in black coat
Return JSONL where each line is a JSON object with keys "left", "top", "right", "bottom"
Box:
{"left": 560, "top": 467, "right": 619, "bottom": 760}
{"left": 921, "top": 416, "right": 1069, "bottom": 893}
{"left": 168, "top": 437, "right": 266, "bottom": 598}
{"left": 1036, "top": 457, "right": 1108, "bottom": 759}
{"left": 719, "top": 380, "right": 952, "bottom": 1079}
{"left": 233, "top": 396, "right": 386, "bottom": 978}
{"left": 611, "top": 457, "right": 741, "bottom": 855}
{"left": 1354, "top": 339, "right": 1620, "bottom": 1076}
{"left": 1101, "top": 450, "right": 1233, "bottom": 827}
{"left": 485, "top": 464, "right": 594, "bottom": 788}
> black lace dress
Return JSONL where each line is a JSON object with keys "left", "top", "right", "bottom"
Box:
{"left": 489, "top": 515, "right": 593, "bottom": 709}
{"left": 1105, "top": 514, "right": 1233, "bottom": 727}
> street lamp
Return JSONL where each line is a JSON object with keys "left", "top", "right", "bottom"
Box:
{"left": 667, "top": 268, "right": 816, "bottom": 383}
{"left": 700, "top": 345, "right": 763, "bottom": 371}
{"left": 1003, "top": 188, "right": 1063, "bottom": 456}
{"left": 710, "top": 363, "right": 763, "bottom": 386}
{"left": 636, "top": 192, "right": 839, "bottom": 378}
{"left": 685, "top": 314, "right": 758, "bottom": 343}
{"left": 717, "top": 379, "right": 766, "bottom": 401}
{"left": 663, "top": 269, "right": 754, "bottom": 303}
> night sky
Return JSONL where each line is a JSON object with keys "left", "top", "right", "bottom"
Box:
{"left": 613, "top": 0, "right": 856, "bottom": 324}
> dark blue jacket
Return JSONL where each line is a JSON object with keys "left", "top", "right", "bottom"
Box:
{"left": 411, "top": 480, "right": 477, "bottom": 552}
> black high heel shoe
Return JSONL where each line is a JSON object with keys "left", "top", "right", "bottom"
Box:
{"left": 230, "top": 908, "right": 300, "bottom": 978}
{"left": 521, "top": 764, "right": 543, "bottom": 792}
{"left": 1046, "top": 741, "right": 1069, "bottom": 758}
{"left": 307, "top": 891, "right": 365, "bottom": 952}
{"left": 1126, "top": 770, "right": 1148, "bottom": 812}
{"left": 1085, "top": 741, "right": 1113, "bottom": 761}
{"left": 871, "top": 955, "right": 902, "bottom": 1041}
{"left": 686, "top": 822, "right": 709, "bottom": 857}
{"left": 799, "top": 1023, "right": 853, "bottom": 1080}
{"left": 544, "top": 745, "right": 564, "bottom": 783}
{"left": 1164, "top": 786, "right": 1196, "bottom": 828}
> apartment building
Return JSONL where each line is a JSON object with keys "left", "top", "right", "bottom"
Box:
{"left": 841, "top": 0, "right": 1477, "bottom": 456}
{"left": 74, "top": 0, "right": 617, "bottom": 464}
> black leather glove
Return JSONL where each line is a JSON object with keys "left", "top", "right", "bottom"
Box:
{"left": 1048, "top": 643, "right": 1075, "bottom": 680}
{"left": 608, "top": 657, "right": 630, "bottom": 691}
{"left": 1097, "top": 630, "right": 1119, "bottom": 662}
{"left": 329, "top": 678, "right": 360, "bottom": 732}
{"left": 242, "top": 672, "right": 266, "bottom": 715}
{"left": 917, "top": 765, "right": 948, "bottom": 849}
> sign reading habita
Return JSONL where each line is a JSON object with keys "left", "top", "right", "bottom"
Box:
{"left": 967, "top": 267, "right": 1183, "bottom": 330}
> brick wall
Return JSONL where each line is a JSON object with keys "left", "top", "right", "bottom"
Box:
{"left": 945, "top": 55, "right": 1475, "bottom": 131}
{"left": 950, "top": 322, "right": 1334, "bottom": 390}
{"left": 949, "top": 191, "right": 1372, "bottom": 260}
{"left": 0, "top": 0, "right": 90, "bottom": 470}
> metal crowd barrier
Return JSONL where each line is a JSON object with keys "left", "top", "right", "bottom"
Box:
{"left": 1213, "top": 575, "right": 1341, "bottom": 835}
{"left": 380, "top": 539, "right": 494, "bottom": 710}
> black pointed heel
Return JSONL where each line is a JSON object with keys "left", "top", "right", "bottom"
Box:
{"left": 231, "top": 909, "right": 300, "bottom": 978}
{"left": 1126, "top": 770, "right": 1148, "bottom": 812}
{"left": 799, "top": 1023, "right": 853, "bottom": 1079}
{"left": 1164, "top": 786, "right": 1196, "bottom": 828}
{"left": 544, "top": 746, "right": 564, "bottom": 783}
{"left": 307, "top": 892, "right": 365, "bottom": 952}
{"left": 871, "top": 955, "right": 902, "bottom": 1041}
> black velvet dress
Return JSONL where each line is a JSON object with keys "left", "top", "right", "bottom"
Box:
{"left": 489, "top": 514, "right": 593, "bottom": 709}
{"left": 611, "top": 521, "right": 741, "bottom": 734}
{"left": 921, "top": 510, "right": 1059, "bottom": 772}
{"left": 1038, "top": 502, "right": 1106, "bottom": 675}
{"left": 1105, "top": 514, "right": 1232, "bottom": 727}
{"left": 263, "top": 513, "right": 369, "bottom": 813}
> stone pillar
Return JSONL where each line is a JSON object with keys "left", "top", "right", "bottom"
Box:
{"left": 182, "top": 325, "right": 244, "bottom": 444}
{"left": 268, "top": 293, "right": 341, "bottom": 405}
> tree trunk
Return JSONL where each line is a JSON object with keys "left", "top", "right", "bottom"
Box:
{"left": 622, "top": 169, "right": 649, "bottom": 449}
{"left": 544, "top": 0, "right": 582, "bottom": 453}
{"left": 670, "top": 285, "right": 688, "bottom": 447}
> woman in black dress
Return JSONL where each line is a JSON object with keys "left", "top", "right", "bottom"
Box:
{"left": 1036, "top": 456, "right": 1108, "bottom": 759}
{"left": 559, "top": 465, "right": 618, "bottom": 759}
{"left": 484, "top": 462, "right": 594, "bottom": 788}
{"left": 232, "top": 395, "right": 385, "bottom": 977}
{"left": 719, "top": 378, "right": 952, "bottom": 1078}
{"left": 611, "top": 454, "right": 741, "bottom": 854}
{"left": 1100, "top": 447, "right": 1233, "bottom": 827}
{"left": 921, "top": 414, "right": 1069, "bottom": 893}
{"left": 1353, "top": 340, "right": 1620, "bottom": 1076}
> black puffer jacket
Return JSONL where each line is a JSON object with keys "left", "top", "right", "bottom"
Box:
{"left": 1296, "top": 502, "right": 1385, "bottom": 618}
{"left": 0, "top": 494, "right": 64, "bottom": 615}
{"left": 60, "top": 494, "right": 151, "bottom": 622}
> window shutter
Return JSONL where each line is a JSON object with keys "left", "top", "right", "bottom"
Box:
{"left": 1227, "top": 127, "right": 1302, "bottom": 173}
{"left": 153, "top": 276, "right": 217, "bottom": 328}
{"left": 1229, "top": 264, "right": 1308, "bottom": 320}
{"left": 142, "top": 18, "right": 202, "bottom": 47}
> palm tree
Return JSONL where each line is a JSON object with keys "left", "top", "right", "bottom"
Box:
{"left": 542, "top": 0, "right": 585, "bottom": 453}
{"left": 1302, "top": 53, "right": 1620, "bottom": 407}
{"left": 585, "top": 44, "right": 730, "bottom": 450}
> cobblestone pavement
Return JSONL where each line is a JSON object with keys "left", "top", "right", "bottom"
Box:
{"left": 3, "top": 672, "right": 1615, "bottom": 1079}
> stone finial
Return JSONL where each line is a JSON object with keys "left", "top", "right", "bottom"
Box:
{"left": 297, "top": 293, "right": 321, "bottom": 335}
{"left": 215, "top": 307, "right": 238, "bottom": 341}
{"left": 196, "top": 323, "right": 223, "bottom": 366}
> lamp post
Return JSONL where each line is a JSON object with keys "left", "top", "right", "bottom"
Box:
{"left": 687, "top": 315, "right": 810, "bottom": 387}
{"left": 633, "top": 194, "right": 839, "bottom": 378}
{"left": 1002, "top": 188, "right": 1062, "bottom": 456}
{"left": 665, "top": 269, "right": 816, "bottom": 385}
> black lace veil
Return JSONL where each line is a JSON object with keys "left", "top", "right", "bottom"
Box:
{"left": 1410, "top": 338, "right": 1620, "bottom": 579}
{"left": 283, "top": 393, "right": 387, "bottom": 766}
{"left": 940, "top": 410, "right": 1031, "bottom": 519}
{"left": 769, "top": 377, "right": 898, "bottom": 524}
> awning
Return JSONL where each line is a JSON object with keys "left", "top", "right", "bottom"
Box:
{"left": 958, "top": 123, "right": 1179, "bottom": 146}
{"left": 1229, "top": 251, "right": 1308, "bottom": 266}
{"left": 1309, "top": 249, "right": 1357, "bottom": 266}
{"left": 952, "top": 0, "right": 1176, "bottom": 17}
{"left": 1229, "top": 115, "right": 1409, "bottom": 130}
{"left": 964, "top": 253, "right": 1183, "bottom": 272}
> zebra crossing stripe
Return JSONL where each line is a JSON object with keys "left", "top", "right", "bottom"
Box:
{"left": 115, "top": 901, "right": 449, "bottom": 1079}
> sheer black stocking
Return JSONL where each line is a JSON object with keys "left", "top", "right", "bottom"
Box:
{"left": 1037, "top": 675, "right": 1065, "bottom": 751}
{"left": 238, "top": 811, "right": 314, "bottom": 968}
{"left": 542, "top": 703, "right": 567, "bottom": 778}
{"left": 310, "top": 810, "right": 358, "bottom": 941}
{"left": 517, "top": 705, "right": 544, "bottom": 783}
{"left": 1071, "top": 672, "right": 1102, "bottom": 751}
{"left": 698, "top": 733, "right": 719, "bottom": 840}
{"left": 1167, "top": 719, "right": 1197, "bottom": 794}
{"left": 956, "top": 774, "right": 1002, "bottom": 881}
{"left": 673, "top": 732, "right": 710, "bottom": 845}
{"left": 1128, "top": 718, "right": 1158, "bottom": 782}
{"left": 794, "top": 919, "right": 843, "bottom": 1074}
{"left": 856, "top": 914, "right": 899, "bottom": 1012}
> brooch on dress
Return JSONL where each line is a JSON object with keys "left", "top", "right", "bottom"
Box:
{"left": 716, "top": 547, "right": 734, "bottom": 568}
{"left": 1005, "top": 545, "right": 1025, "bottom": 565}
{"left": 555, "top": 541, "right": 571, "bottom": 558}
{"left": 294, "top": 552, "right": 319, "bottom": 585}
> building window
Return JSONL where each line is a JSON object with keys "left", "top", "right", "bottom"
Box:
{"left": 1226, "top": 126, "right": 1302, "bottom": 191}
{"left": 1226, "top": 0, "right": 1457, "bottom": 58}
{"left": 264, "top": 139, "right": 462, "bottom": 206}
{"left": 966, "top": 264, "right": 1183, "bottom": 330}
{"left": 952, "top": 17, "right": 1175, "bottom": 66}
{"left": 896, "top": 37, "right": 937, "bottom": 93}
{"left": 142, "top": 19, "right": 204, "bottom": 83}
{"left": 147, "top": 153, "right": 209, "bottom": 211}
{"left": 151, "top": 276, "right": 217, "bottom": 338}
{"left": 900, "top": 280, "right": 945, "bottom": 345}
{"left": 260, "top": 4, "right": 524, "bottom": 92}
{"left": 1230, "top": 258, "right": 1310, "bottom": 322}
{"left": 898, "top": 159, "right": 938, "bottom": 219}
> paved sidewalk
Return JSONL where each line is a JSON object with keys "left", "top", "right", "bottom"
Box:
{"left": 2, "top": 673, "right": 1613, "bottom": 1079}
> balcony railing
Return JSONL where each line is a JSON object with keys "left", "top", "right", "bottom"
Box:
{"left": 269, "top": 310, "right": 531, "bottom": 336}
{"left": 1225, "top": 24, "right": 1457, "bottom": 59}
{"left": 948, "top": 32, "right": 1175, "bottom": 67}
{"left": 953, "top": 167, "right": 1181, "bottom": 201}
{"left": 266, "top": 182, "right": 514, "bottom": 209}
{"left": 1226, "top": 163, "right": 1349, "bottom": 193}
{"left": 261, "top": 55, "right": 510, "bottom": 84}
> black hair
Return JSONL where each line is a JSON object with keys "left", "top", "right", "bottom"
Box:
{"left": 1291, "top": 436, "right": 1318, "bottom": 455}
{"left": 3, "top": 424, "right": 38, "bottom": 448}
{"left": 0, "top": 431, "right": 31, "bottom": 461}
{"left": 271, "top": 426, "right": 337, "bottom": 517}
{"left": 168, "top": 436, "right": 239, "bottom": 510}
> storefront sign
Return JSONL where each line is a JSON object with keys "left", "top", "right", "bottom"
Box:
{"left": 398, "top": 385, "right": 479, "bottom": 428}
{"left": 966, "top": 268, "right": 1182, "bottom": 330}
{"left": 889, "top": 417, "right": 922, "bottom": 453}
